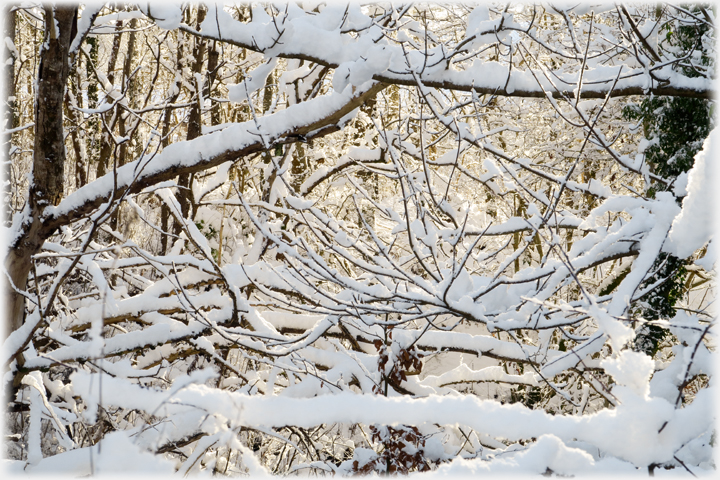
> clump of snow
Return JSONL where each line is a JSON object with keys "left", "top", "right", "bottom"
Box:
{"left": 228, "top": 59, "right": 278, "bottom": 103}
{"left": 666, "top": 127, "right": 717, "bottom": 263}
{"left": 141, "top": 4, "right": 183, "bottom": 30}
{"left": 601, "top": 350, "right": 655, "bottom": 398}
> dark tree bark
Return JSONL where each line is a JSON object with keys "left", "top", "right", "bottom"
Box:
{"left": 66, "top": 68, "right": 88, "bottom": 189}
{"left": 116, "top": 18, "right": 138, "bottom": 169}
{"left": 4, "top": 6, "right": 77, "bottom": 340}
{"left": 207, "top": 40, "right": 221, "bottom": 126}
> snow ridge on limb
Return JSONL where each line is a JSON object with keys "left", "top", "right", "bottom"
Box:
{"left": 665, "top": 127, "right": 718, "bottom": 267}
{"left": 70, "top": 369, "right": 714, "bottom": 469}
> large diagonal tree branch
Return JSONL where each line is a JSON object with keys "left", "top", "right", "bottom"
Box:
{"left": 171, "top": 6, "right": 712, "bottom": 99}
{"left": 3, "top": 79, "right": 384, "bottom": 351}
{"left": 39, "top": 81, "right": 387, "bottom": 241}
{"left": 2, "top": 84, "right": 388, "bottom": 379}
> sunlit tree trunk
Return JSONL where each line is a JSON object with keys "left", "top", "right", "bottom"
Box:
{"left": 96, "top": 19, "right": 123, "bottom": 180}
{"left": 3, "top": 5, "right": 16, "bottom": 225}
{"left": 175, "top": 7, "right": 207, "bottom": 234}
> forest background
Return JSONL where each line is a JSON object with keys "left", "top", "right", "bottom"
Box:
{"left": 1, "top": 1, "right": 717, "bottom": 476}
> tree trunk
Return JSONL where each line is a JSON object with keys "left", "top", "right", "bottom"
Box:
{"left": 3, "top": 5, "right": 16, "bottom": 224}
{"left": 66, "top": 68, "right": 88, "bottom": 189}
{"left": 159, "top": 35, "right": 185, "bottom": 254}
{"left": 207, "top": 40, "right": 221, "bottom": 126}
{"left": 4, "top": 6, "right": 76, "bottom": 341}
{"left": 96, "top": 19, "right": 123, "bottom": 180}
{"left": 116, "top": 18, "right": 138, "bottom": 169}
{"left": 176, "top": 7, "right": 207, "bottom": 232}
{"left": 110, "top": 19, "right": 138, "bottom": 232}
